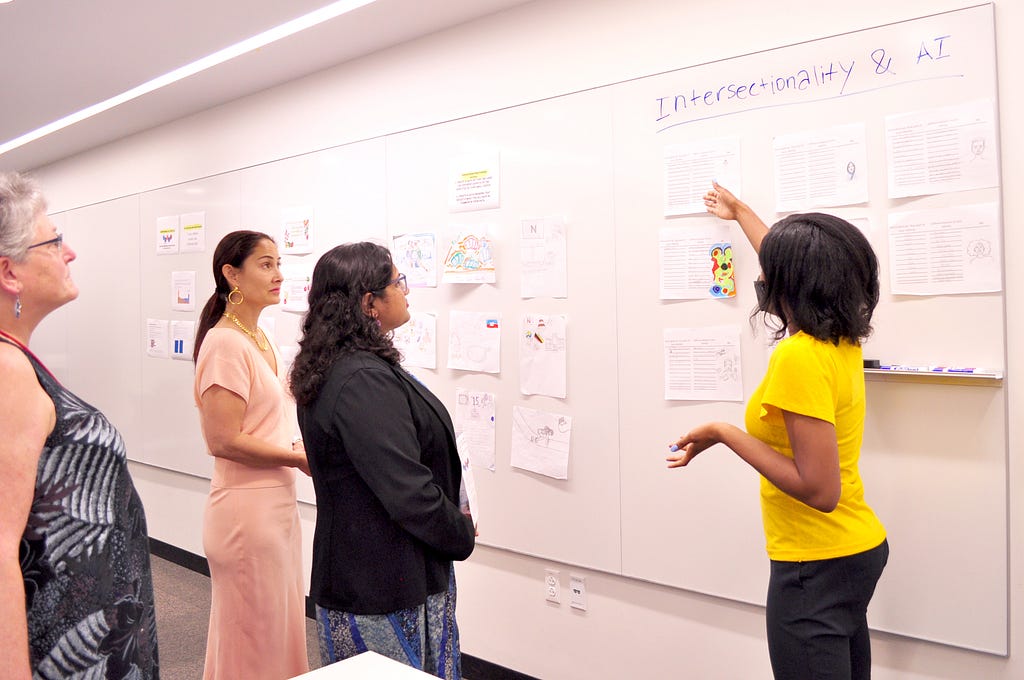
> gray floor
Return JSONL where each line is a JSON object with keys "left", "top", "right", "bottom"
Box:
{"left": 151, "top": 554, "right": 321, "bottom": 679}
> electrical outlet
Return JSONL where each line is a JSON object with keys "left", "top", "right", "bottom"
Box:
{"left": 569, "top": 574, "right": 587, "bottom": 611}
{"left": 545, "top": 568, "right": 561, "bottom": 604}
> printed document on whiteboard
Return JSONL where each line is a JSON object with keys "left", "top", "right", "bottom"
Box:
{"left": 888, "top": 203, "right": 1001, "bottom": 295}
{"left": 773, "top": 123, "right": 868, "bottom": 212}
{"left": 659, "top": 223, "right": 735, "bottom": 299}
{"left": 664, "top": 326, "right": 743, "bottom": 401}
{"left": 664, "top": 137, "right": 741, "bottom": 216}
{"left": 885, "top": 99, "right": 999, "bottom": 198}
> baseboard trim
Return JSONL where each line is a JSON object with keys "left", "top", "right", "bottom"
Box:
{"left": 149, "top": 537, "right": 210, "bottom": 577}
{"left": 148, "top": 538, "right": 538, "bottom": 679}
{"left": 461, "top": 655, "right": 539, "bottom": 680}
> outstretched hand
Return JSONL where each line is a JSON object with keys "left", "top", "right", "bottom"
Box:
{"left": 703, "top": 181, "right": 742, "bottom": 221}
{"left": 666, "top": 423, "right": 723, "bottom": 468}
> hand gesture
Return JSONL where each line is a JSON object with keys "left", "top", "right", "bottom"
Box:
{"left": 666, "top": 423, "right": 722, "bottom": 468}
{"left": 703, "top": 181, "right": 743, "bottom": 221}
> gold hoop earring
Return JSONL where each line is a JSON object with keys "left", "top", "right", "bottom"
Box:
{"left": 228, "top": 287, "right": 244, "bottom": 305}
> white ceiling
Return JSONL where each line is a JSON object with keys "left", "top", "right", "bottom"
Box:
{"left": 0, "top": 0, "right": 534, "bottom": 173}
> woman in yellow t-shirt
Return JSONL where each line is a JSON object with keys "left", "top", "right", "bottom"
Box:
{"left": 668, "top": 182, "right": 888, "bottom": 680}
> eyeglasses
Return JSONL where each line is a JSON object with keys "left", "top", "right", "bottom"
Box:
{"left": 376, "top": 273, "right": 408, "bottom": 295}
{"left": 27, "top": 233, "right": 63, "bottom": 253}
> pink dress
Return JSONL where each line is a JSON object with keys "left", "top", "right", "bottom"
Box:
{"left": 194, "top": 328, "right": 309, "bottom": 679}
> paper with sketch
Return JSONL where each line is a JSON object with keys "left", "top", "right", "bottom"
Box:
{"left": 393, "top": 311, "right": 437, "bottom": 369}
{"left": 664, "top": 326, "right": 743, "bottom": 401}
{"left": 454, "top": 432, "right": 480, "bottom": 524}
{"left": 664, "top": 136, "right": 741, "bottom": 216}
{"left": 447, "top": 311, "right": 501, "bottom": 373}
{"left": 520, "top": 216, "right": 567, "bottom": 298}
{"left": 146, "top": 319, "right": 170, "bottom": 359}
{"left": 454, "top": 388, "right": 496, "bottom": 473}
{"left": 888, "top": 203, "right": 1002, "bottom": 295}
{"left": 170, "top": 271, "right": 196, "bottom": 312}
{"left": 885, "top": 99, "right": 999, "bottom": 199}
{"left": 281, "top": 205, "right": 314, "bottom": 255}
{"left": 510, "top": 406, "right": 572, "bottom": 480}
{"left": 280, "top": 263, "right": 313, "bottom": 313}
{"left": 156, "top": 215, "right": 179, "bottom": 255}
{"left": 659, "top": 224, "right": 735, "bottom": 299}
{"left": 443, "top": 231, "right": 496, "bottom": 284}
{"left": 179, "top": 211, "right": 206, "bottom": 253}
{"left": 392, "top": 232, "right": 437, "bottom": 288}
{"left": 773, "top": 123, "right": 868, "bottom": 212}
{"left": 449, "top": 153, "right": 500, "bottom": 212}
{"left": 519, "top": 314, "right": 567, "bottom": 398}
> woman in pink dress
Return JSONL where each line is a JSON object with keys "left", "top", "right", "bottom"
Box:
{"left": 193, "top": 230, "right": 310, "bottom": 679}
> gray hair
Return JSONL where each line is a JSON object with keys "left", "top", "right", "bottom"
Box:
{"left": 0, "top": 171, "right": 47, "bottom": 262}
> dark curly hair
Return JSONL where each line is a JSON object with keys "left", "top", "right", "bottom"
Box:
{"left": 290, "top": 242, "right": 401, "bottom": 405}
{"left": 754, "top": 213, "right": 879, "bottom": 345}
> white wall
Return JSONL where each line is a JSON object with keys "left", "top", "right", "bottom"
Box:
{"left": 31, "top": 0, "right": 1024, "bottom": 677}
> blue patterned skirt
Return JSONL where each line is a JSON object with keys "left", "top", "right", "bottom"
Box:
{"left": 316, "top": 566, "right": 461, "bottom": 679}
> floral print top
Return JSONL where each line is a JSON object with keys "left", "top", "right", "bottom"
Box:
{"left": 4, "top": 337, "right": 160, "bottom": 679}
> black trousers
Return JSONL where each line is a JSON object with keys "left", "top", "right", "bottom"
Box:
{"left": 766, "top": 539, "right": 889, "bottom": 680}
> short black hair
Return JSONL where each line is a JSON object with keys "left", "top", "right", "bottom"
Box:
{"left": 755, "top": 213, "right": 879, "bottom": 345}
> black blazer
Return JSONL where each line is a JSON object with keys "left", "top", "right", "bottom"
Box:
{"left": 298, "top": 351, "right": 475, "bottom": 614}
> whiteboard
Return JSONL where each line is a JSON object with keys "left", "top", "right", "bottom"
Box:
{"left": 47, "top": 4, "right": 1004, "bottom": 654}
{"left": 611, "top": 3, "right": 1006, "bottom": 654}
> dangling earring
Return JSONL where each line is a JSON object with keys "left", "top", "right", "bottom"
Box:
{"left": 228, "top": 287, "right": 244, "bottom": 305}
{"left": 14, "top": 295, "right": 21, "bottom": 319}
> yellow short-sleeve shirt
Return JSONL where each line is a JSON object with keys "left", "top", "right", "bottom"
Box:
{"left": 745, "top": 331, "right": 886, "bottom": 561}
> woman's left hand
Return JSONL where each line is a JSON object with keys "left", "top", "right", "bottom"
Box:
{"left": 666, "top": 422, "right": 723, "bottom": 468}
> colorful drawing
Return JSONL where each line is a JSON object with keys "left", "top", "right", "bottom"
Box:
{"left": 393, "top": 233, "right": 437, "bottom": 287}
{"left": 445, "top": 234, "right": 494, "bottom": 274}
{"left": 709, "top": 243, "right": 736, "bottom": 298}
{"left": 283, "top": 218, "right": 310, "bottom": 249}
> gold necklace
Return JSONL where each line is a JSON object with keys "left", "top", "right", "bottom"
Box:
{"left": 223, "top": 312, "right": 269, "bottom": 351}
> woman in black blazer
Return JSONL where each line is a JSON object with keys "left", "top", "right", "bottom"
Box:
{"left": 290, "top": 242, "right": 475, "bottom": 679}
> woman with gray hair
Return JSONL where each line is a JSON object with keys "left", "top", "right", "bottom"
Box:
{"left": 0, "top": 171, "right": 159, "bottom": 679}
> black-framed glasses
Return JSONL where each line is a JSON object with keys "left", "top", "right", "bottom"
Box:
{"left": 376, "top": 273, "right": 408, "bottom": 295}
{"left": 27, "top": 233, "right": 63, "bottom": 253}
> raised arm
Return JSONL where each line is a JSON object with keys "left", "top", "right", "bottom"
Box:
{"left": 703, "top": 181, "right": 770, "bottom": 254}
{"left": 0, "top": 347, "right": 56, "bottom": 680}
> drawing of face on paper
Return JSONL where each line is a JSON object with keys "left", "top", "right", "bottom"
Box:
{"left": 709, "top": 243, "right": 736, "bottom": 298}
{"left": 970, "top": 137, "right": 986, "bottom": 160}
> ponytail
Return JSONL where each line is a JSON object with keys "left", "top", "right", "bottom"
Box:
{"left": 193, "top": 290, "right": 227, "bottom": 363}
